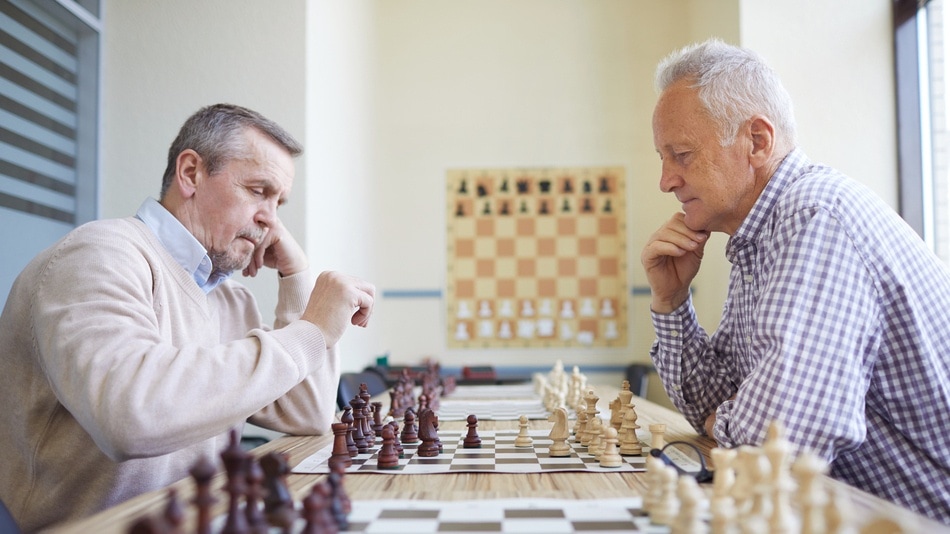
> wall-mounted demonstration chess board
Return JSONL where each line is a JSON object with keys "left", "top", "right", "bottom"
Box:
{"left": 446, "top": 167, "right": 628, "bottom": 348}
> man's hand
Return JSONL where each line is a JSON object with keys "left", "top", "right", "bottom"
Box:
{"left": 640, "top": 212, "right": 709, "bottom": 313}
{"left": 243, "top": 217, "right": 308, "bottom": 278}
{"left": 704, "top": 410, "right": 717, "bottom": 438}
{"left": 302, "top": 271, "right": 376, "bottom": 348}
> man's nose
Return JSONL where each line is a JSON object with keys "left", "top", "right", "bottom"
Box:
{"left": 659, "top": 162, "right": 680, "bottom": 193}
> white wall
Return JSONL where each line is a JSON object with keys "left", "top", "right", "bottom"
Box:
{"left": 100, "top": 0, "right": 897, "bottom": 379}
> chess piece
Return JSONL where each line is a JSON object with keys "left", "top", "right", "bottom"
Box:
{"left": 401, "top": 409, "right": 419, "bottom": 444}
{"left": 463, "top": 414, "right": 482, "bottom": 448}
{"left": 244, "top": 459, "right": 268, "bottom": 534}
{"left": 764, "top": 421, "right": 797, "bottom": 534}
{"left": 220, "top": 429, "right": 250, "bottom": 534}
{"left": 599, "top": 427, "right": 622, "bottom": 468}
{"left": 301, "top": 481, "right": 338, "bottom": 534}
{"left": 376, "top": 424, "right": 400, "bottom": 469}
{"left": 587, "top": 416, "right": 605, "bottom": 458}
{"left": 793, "top": 452, "right": 828, "bottom": 534}
{"left": 514, "top": 414, "right": 533, "bottom": 447}
{"left": 329, "top": 422, "right": 353, "bottom": 470}
{"left": 547, "top": 407, "right": 571, "bottom": 457}
{"left": 371, "top": 401, "right": 385, "bottom": 436}
{"left": 327, "top": 462, "right": 351, "bottom": 530}
{"left": 672, "top": 475, "right": 705, "bottom": 534}
{"left": 163, "top": 488, "right": 184, "bottom": 533}
{"left": 349, "top": 397, "right": 369, "bottom": 453}
{"left": 340, "top": 406, "right": 358, "bottom": 457}
{"left": 650, "top": 464, "right": 680, "bottom": 526}
{"left": 619, "top": 403, "right": 642, "bottom": 456}
{"left": 388, "top": 421, "right": 404, "bottom": 457}
{"left": 189, "top": 456, "right": 217, "bottom": 534}
{"left": 649, "top": 423, "right": 666, "bottom": 449}
{"left": 260, "top": 451, "right": 297, "bottom": 529}
{"left": 417, "top": 408, "right": 440, "bottom": 457}
{"left": 581, "top": 390, "right": 600, "bottom": 446}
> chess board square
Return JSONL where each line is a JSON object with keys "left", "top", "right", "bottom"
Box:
{"left": 503, "top": 518, "right": 574, "bottom": 533}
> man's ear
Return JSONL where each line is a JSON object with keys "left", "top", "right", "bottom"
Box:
{"left": 748, "top": 116, "right": 775, "bottom": 169}
{"left": 174, "top": 149, "right": 203, "bottom": 199}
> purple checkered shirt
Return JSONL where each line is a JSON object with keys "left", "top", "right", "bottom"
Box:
{"left": 650, "top": 149, "right": 950, "bottom": 523}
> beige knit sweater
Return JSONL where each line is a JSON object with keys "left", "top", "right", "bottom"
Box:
{"left": 0, "top": 217, "right": 338, "bottom": 532}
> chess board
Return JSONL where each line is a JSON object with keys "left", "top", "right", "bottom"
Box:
{"left": 446, "top": 167, "right": 628, "bottom": 348}
{"left": 293, "top": 429, "right": 649, "bottom": 475}
{"left": 447, "top": 383, "right": 537, "bottom": 400}
{"left": 435, "top": 398, "right": 552, "bottom": 421}
{"left": 211, "top": 498, "right": 674, "bottom": 533}
{"left": 345, "top": 497, "right": 671, "bottom": 533}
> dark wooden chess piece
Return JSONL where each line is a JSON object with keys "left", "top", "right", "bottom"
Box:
{"left": 329, "top": 422, "right": 353, "bottom": 471}
{"left": 189, "top": 456, "right": 217, "bottom": 534}
{"left": 301, "top": 481, "right": 337, "bottom": 534}
{"left": 376, "top": 425, "right": 400, "bottom": 469}
{"left": 388, "top": 421, "right": 404, "bottom": 458}
{"left": 327, "top": 463, "right": 351, "bottom": 531}
{"left": 359, "top": 385, "right": 375, "bottom": 442}
{"left": 349, "top": 397, "right": 369, "bottom": 453}
{"left": 417, "top": 408, "right": 440, "bottom": 457}
{"left": 220, "top": 429, "right": 250, "bottom": 534}
{"left": 463, "top": 414, "right": 482, "bottom": 448}
{"left": 340, "top": 406, "right": 358, "bottom": 457}
{"left": 401, "top": 409, "right": 419, "bottom": 444}
{"left": 163, "top": 488, "right": 184, "bottom": 533}
{"left": 244, "top": 459, "right": 268, "bottom": 534}
{"left": 259, "top": 451, "right": 297, "bottom": 530}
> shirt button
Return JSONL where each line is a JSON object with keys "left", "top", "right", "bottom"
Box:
{"left": 669, "top": 330, "right": 679, "bottom": 338}
{"left": 746, "top": 336, "right": 752, "bottom": 344}
{"left": 744, "top": 274, "right": 754, "bottom": 283}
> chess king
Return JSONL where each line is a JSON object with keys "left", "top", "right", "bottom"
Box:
{"left": 0, "top": 104, "right": 375, "bottom": 531}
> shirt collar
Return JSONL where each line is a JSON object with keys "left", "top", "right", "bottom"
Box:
{"left": 135, "top": 198, "right": 230, "bottom": 293}
{"left": 726, "top": 148, "right": 810, "bottom": 261}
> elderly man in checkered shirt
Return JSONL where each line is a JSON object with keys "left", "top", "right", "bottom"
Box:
{"left": 642, "top": 39, "right": 950, "bottom": 524}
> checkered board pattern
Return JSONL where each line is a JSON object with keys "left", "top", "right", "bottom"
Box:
{"left": 212, "top": 498, "right": 676, "bottom": 533}
{"left": 446, "top": 167, "right": 628, "bottom": 348}
{"left": 292, "top": 429, "right": 647, "bottom": 475}
{"left": 447, "top": 384, "right": 538, "bottom": 400}
{"left": 344, "top": 498, "right": 673, "bottom": 533}
{"left": 435, "top": 398, "right": 553, "bottom": 421}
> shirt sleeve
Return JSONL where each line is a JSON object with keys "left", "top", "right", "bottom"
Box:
{"left": 650, "top": 296, "right": 737, "bottom": 434}
{"left": 713, "top": 207, "right": 875, "bottom": 456}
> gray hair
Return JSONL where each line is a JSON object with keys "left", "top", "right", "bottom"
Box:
{"left": 160, "top": 104, "right": 303, "bottom": 198}
{"left": 655, "top": 39, "right": 797, "bottom": 147}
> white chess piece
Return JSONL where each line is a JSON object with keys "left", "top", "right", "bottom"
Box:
{"left": 599, "top": 427, "right": 622, "bottom": 468}
{"left": 560, "top": 323, "right": 573, "bottom": 340}
{"left": 478, "top": 300, "right": 492, "bottom": 317}
{"left": 559, "top": 300, "right": 575, "bottom": 318}
{"left": 517, "top": 319, "right": 535, "bottom": 338}
{"left": 514, "top": 415, "right": 533, "bottom": 447}
{"left": 498, "top": 321, "right": 513, "bottom": 339}
{"left": 536, "top": 318, "right": 555, "bottom": 337}
{"left": 539, "top": 299, "right": 553, "bottom": 316}
{"left": 600, "top": 298, "right": 615, "bottom": 317}
{"left": 454, "top": 322, "right": 469, "bottom": 340}
{"left": 478, "top": 320, "right": 494, "bottom": 338}
{"left": 499, "top": 299, "right": 514, "bottom": 317}
{"left": 605, "top": 321, "right": 619, "bottom": 339}
{"left": 580, "top": 298, "right": 595, "bottom": 316}
{"left": 457, "top": 301, "right": 472, "bottom": 318}
{"left": 520, "top": 299, "right": 535, "bottom": 316}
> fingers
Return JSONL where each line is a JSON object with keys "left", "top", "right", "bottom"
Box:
{"left": 303, "top": 271, "right": 376, "bottom": 347}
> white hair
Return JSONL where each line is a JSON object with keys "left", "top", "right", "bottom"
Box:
{"left": 655, "top": 38, "right": 798, "bottom": 147}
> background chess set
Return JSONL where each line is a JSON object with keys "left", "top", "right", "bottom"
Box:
{"left": 293, "top": 429, "right": 651, "bottom": 475}
{"left": 445, "top": 167, "right": 628, "bottom": 348}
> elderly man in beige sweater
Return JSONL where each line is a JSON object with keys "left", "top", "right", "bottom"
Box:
{"left": 0, "top": 104, "right": 375, "bottom": 532}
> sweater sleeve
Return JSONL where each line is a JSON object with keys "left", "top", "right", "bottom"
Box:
{"left": 31, "top": 222, "right": 330, "bottom": 460}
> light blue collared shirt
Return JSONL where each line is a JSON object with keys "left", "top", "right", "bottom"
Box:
{"left": 135, "top": 198, "right": 230, "bottom": 293}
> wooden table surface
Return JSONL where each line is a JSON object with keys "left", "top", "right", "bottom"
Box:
{"left": 47, "top": 383, "right": 950, "bottom": 533}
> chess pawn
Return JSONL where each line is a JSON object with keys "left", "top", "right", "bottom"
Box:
{"left": 572, "top": 402, "right": 588, "bottom": 442}
{"left": 329, "top": 422, "right": 353, "bottom": 471}
{"left": 376, "top": 425, "right": 400, "bottom": 469}
{"left": 401, "top": 409, "right": 419, "bottom": 444}
{"left": 587, "top": 417, "right": 605, "bottom": 458}
{"left": 189, "top": 456, "right": 217, "bottom": 534}
{"left": 463, "top": 414, "right": 482, "bottom": 448}
{"left": 599, "top": 427, "right": 622, "bottom": 468}
{"left": 764, "top": 421, "right": 797, "bottom": 534}
{"left": 793, "top": 452, "right": 829, "bottom": 534}
{"left": 514, "top": 414, "right": 533, "bottom": 447}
